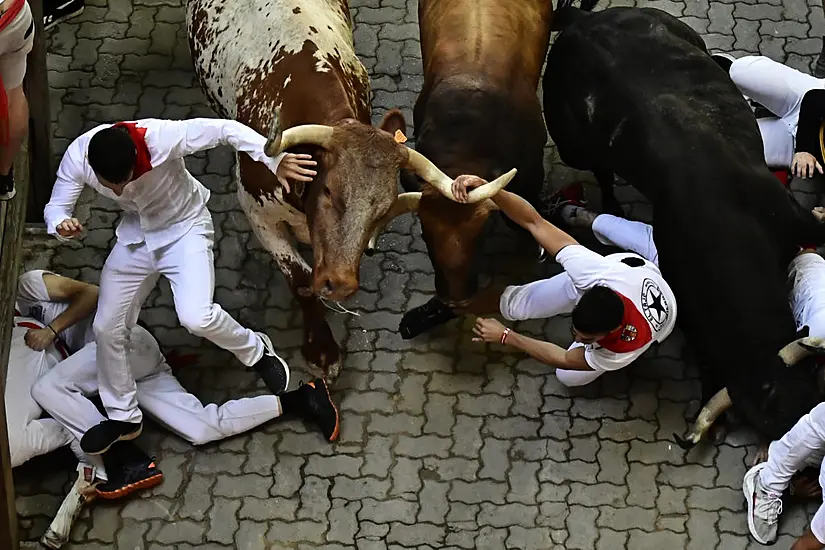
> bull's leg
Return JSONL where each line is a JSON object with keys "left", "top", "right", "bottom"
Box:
{"left": 594, "top": 169, "right": 624, "bottom": 217}
{"left": 252, "top": 222, "right": 343, "bottom": 382}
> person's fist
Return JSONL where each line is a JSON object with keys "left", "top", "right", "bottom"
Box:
{"left": 56, "top": 218, "right": 83, "bottom": 238}
{"left": 24, "top": 327, "right": 56, "bottom": 351}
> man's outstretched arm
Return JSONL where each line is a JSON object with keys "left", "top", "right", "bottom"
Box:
{"left": 451, "top": 176, "right": 578, "bottom": 257}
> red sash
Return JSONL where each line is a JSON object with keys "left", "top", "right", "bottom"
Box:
{"left": 112, "top": 122, "right": 153, "bottom": 180}
{"left": 773, "top": 169, "right": 789, "bottom": 187}
{"left": 596, "top": 292, "right": 652, "bottom": 354}
{"left": 15, "top": 320, "right": 69, "bottom": 360}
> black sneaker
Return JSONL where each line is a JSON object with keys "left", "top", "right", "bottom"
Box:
{"left": 0, "top": 169, "right": 14, "bottom": 201}
{"left": 96, "top": 443, "right": 163, "bottom": 500}
{"left": 80, "top": 419, "right": 143, "bottom": 455}
{"left": 43, "top": 0, "right": 85, "bottom": 32}
{"left": 711, "top": 53, "right": 735, "bottom": 74}
{"left": 398, "top": 297, "right": 458, "bottom": 340}
{"left": 298, "top": 379, "right": 340, "bottom": 442}
{"left": 816, "top": 37, "right": 825, "bottom": 79}
{"left": 252, "top": 332, "right": 290, "bottom": 394}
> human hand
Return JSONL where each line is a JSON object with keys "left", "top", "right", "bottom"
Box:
{"left": 275, "top": 153, "right": 318, "bottom": 193}
{"left": 472, "top": 317, "right": 508, "bottom": 344}
{"left": 792, "top": 152, "right": 823, "bottom": 179}
{"left": 25, "top": 327, "right": 56, "bottom": 351}
{"left": 56, "top": 218, "right": 83, "bottom": 238}
{"left": 451, "top": 175, "right": 488, "bottom": 203}
{"left": 813, "top": 206, "right": 825, "bottom": 222}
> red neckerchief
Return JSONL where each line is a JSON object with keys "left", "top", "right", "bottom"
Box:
{"left": 595, "top": 292, "right": 653, "bottom": 353}
{"left": 0, "top": 0, "right": 26, "bottom": 146}
{"left": 15, "top": 320, "right": 69, "bottom": 360}
{"left": 112, "top": 122, "right": 153, "bottom": 180}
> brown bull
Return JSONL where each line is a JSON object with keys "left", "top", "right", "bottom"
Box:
{"left": 187, "top": 0, "right": 514, "bottom": 379}
{"left": 398, "top": 0, "right": 552, "bottom": 338}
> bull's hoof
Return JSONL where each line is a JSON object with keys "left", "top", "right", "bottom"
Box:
{"left": 399, "top": 297, "right": 457, "bottom": 340}
{"left": 302, "top": 326, "right": 341, "bottom": 383}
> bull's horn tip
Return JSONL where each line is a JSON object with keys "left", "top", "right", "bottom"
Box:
{"left": 672, "top": 433, "right": 697, "bottom": 451}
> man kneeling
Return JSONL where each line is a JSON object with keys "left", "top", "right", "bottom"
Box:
{"left": 451, "top": 177, "right": 677, "bottom": 387}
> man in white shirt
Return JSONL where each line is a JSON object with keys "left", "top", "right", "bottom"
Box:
{"left": 44, "top": 118, "right": 318, "bottom": 455}
{"left": 450, "top": 177, "right": 677, "bottom": 387}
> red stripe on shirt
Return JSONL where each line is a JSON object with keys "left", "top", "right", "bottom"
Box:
{"left": 596, "top": 292, "right": 653, "bottom": 354}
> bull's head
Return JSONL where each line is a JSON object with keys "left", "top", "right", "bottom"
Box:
{"left": 674, "top": 336, "right": 825, "bottom": 450}
{"left": 264, "top": 108, "right": 516, "bottom": 302}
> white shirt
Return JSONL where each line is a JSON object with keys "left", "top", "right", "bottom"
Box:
{"left": 15, "top": 270, "right": 94, "bottom": 353}
{"left": 557, "top": 245, "right": 678, "bottom": 372}
{"left": 44, "top": 118, "right": 285, "bottom": 252}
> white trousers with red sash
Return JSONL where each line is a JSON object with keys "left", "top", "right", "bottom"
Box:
{"left": 94, "top": 219, "right": 264, "bottom": 423}
{"left": 498, "top": 214, "right": 658, "bottom": 387}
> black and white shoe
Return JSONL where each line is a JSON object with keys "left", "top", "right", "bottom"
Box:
{"left": 252, "top": 332, "right": 290, "bottom": 395}
{"left": 43, "top": 0, "right": 85, "bottom": 32}
{"left": 0, "top": 169, "right": 14, "bottom": 201}
{"left": 80, "top": 419, "right": 143, "bottom": 455}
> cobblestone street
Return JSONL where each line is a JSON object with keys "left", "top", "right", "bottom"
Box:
{"left": 11, "top": 0, "right": 825, "bottom": 548}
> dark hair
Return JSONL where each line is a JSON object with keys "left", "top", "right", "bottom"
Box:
{"left": 572, "top": 285, "right": 624, "bottom": 335}
{"left": 88, "top": 127, "right": 136, "bottom": 184}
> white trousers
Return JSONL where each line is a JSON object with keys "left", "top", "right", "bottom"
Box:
{"left": 761, "top": 403, "right": 825, "bottom": 543}
{"left": 93, "top": 220, "right": 264, "bottom": 423}
{"left": 499, "top": 214, "right": 658, "bottom": 387}
{"left": 729, "top": 55, "right": 825, "bottom": 168}
{"left": 32, "top": 325, "right": 283, "bottom": 477}
{"left": 6, "top": 327, "right": 72, "bottom": 468}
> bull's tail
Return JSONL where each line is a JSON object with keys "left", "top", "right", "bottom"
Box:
{"left": 552, "top": 0, "right": 599, "bottom": 32}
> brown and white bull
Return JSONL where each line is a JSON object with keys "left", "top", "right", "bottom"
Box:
{"left": 397, "top": 0, "right": 552, "bottom": 339}
{"left": 186, "top": 0, "right": 514, "bottom": 379}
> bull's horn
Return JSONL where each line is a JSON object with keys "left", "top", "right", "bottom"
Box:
{"left": 366, "top": 192, "right": 421, "bottom": 255}
{"left": 265, "top": 107, "right": 334, "bottom": 157}
{"left": 404, "top": 148, "right": 516, "bottom": 203}
{"left": 779, "top": 336, "right": 825, "bottom": 367}
{"left": 673, "top": 387, "right": 731, "bottom": 450}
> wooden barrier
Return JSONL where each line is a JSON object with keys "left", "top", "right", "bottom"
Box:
{"left": 0, "top": 0, "right": 51, "bottom": 547}
{"left": 0, "top": 141, "right": 30, "bottom": 550}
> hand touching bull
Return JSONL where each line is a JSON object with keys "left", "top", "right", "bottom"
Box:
{"left": 273, "top": 153, "right": 318, "bottom": 193}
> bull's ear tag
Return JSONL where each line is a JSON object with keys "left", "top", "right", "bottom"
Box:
{"left": 394, "top": 130, "right": 407, "bottom": 143}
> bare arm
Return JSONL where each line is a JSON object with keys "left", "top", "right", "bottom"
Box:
{"left": 451, "top": 176, "right": 578, "bottom": 257}
{"left": 507, "top": 331, "right": 593, "bottom": 371}
{"left": 471, "top": 317, "right": 593, "bottom": 371}
{"left": 41, "top": 274, "right": 99, "bottom": 334}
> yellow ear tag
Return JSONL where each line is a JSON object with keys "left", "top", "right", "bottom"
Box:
{"left": 394, "top": 130, "right": 407, "bottom": 143}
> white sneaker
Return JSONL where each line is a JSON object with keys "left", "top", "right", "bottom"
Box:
{"left": 41, "top": 463, "right": 97, "bottom": 549}
{"left": 743, "top": 463, "right": 782, "bottom": 545}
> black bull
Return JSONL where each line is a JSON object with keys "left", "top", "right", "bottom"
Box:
{"left": 544, "top": 1, "right": 825, "bottom": 443}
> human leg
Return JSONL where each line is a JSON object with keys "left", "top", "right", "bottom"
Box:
{"left": 730, "top": 56, "right": 821, "bottom": 119}
{"left": 137, "top": 368, "right": 340, "bottom": 444}
{"left": 83, "top": 243, "right": 159, "bottom": 453}
{"left": 0, "top": 1, "right": 33, "bottom": 200}
{"left": 590, "top": 214, "right": 659, "bottom": 265}
{"left": 157, "top": 222, "right": 289, "bottom": 394}
{"left": 789, "top": 251, "right": 825, "bottom": 339}
{"left": 744, "top": 402, "right": 825, "bottom": 544}
{"left": 499, "top": 272, "right": 578, "bottom": 321}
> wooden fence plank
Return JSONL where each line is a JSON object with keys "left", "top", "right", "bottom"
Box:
{"left": 0, "top": 138, "right": 30, "bottom": 550}
{"left": 24, "top": 0, "right": 51, "bottom": 223}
